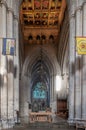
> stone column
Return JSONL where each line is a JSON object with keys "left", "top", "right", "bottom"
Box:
{"left": 50, "top": 75, "right": 54, "bottom": 102}
{"left": 82, "top": 2, "right": 86, "bottom": 119}
{"left": 69, "top": 14, "right": 75, "bottom": 122}
{"left": 21, "top": 75, "right": 28, "bottom": 123}
{"left": 49, "top": 75, "right": 53, "bottom": 113}
{"left": 19, "top": 75, "right": 25, "bottom": 123}
{"left": 0, "top": 3, "right": 2, "bottom": 125}
{"left": 13, "top": 15, "right": 19, "bottom": 123}
{"left": 75, "top": 6, "right": 82, "bottom": 119}
{"left": 53, "top": 75, "right": 57, "bottom": 101}
{"left": 0, "top": 2, "right": 8, "bottom": 128}
{"left": 27, "top": 76, "right": 31, "bottom": 119}
{"left": 50, "top": 75, "right": 53, "bottom": 104}
{"left": 51, "top": 75, "right": 57, "bottom": 122}
{"left": 7, "top": 8, "right": 14, "bottom": 127}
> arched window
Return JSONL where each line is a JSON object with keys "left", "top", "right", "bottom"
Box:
{"left": 36, "top": 35, "right": 41, "bottom": 40}
{"left": 28, "top": 35, "right": 33, "bottom": 40}
{"left": 49, "top": 35, "right": 54, "bottom": 40}
{"left": 41, "top": 35, "right": 46, "bottom": 40}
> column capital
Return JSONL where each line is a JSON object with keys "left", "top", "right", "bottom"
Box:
{"left": 0, "top": 0, "right": 7, "bottom": 8}
{"left": 82, "top": 2, "right": 86, "bottom": 7}
{"left": 50, "top": 73, "right": 54, "bottom": 77}
{"left": 69, "top": 14, "right": 75, "bottom": 21}
{"left": 13, "top": 15, "right": 19, "bottom": 22}
{"left": 7, "top": 7, "right": 14, "bottom": 16}
{"left": 75, "top": 6, "right": 82, "bottom": 14}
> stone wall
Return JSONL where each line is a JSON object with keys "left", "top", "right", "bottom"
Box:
{"left": 0, "top": 0, "right": 19, "bottom": 129}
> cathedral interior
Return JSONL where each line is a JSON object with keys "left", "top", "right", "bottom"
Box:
{"left": 19, "top": 0, "right": 68, "bottom": 120}
{"left": 0, "top": 0, "right": 86, "bottom": 130}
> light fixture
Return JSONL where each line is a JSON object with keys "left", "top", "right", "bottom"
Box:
{"left": 56, "top": 75, "right": 62, "bottom": 91}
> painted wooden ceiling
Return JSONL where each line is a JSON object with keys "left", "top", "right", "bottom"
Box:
{"left": 20, "top": 0, "right": 66, "bottom": 45}
{"left": 20, "top": 0, "right": 66, "bottom": 27}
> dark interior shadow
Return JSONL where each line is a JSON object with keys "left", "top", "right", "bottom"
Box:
{"left": 7, "top": 59, "right": 13, "bottom": 73}
{"left": 14, "top": 66, "right": 17, "bottom": 78}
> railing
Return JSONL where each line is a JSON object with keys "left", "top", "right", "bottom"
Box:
{"left": 29, "top": 112, "right": 52, "bottom": 123}
{"left": 75, "top": 120, "right": 86, "bottom": 130}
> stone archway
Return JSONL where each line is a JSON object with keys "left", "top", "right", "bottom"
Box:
{"left": 19, "top": 45, "right": 60, "bottom": 123}
{"left": 19, "top": 0, "right": 86, "bottom": 124}
{"left": 18, "top": 0, "right": 71, "bottom": 124}
{"left": 2, "top": 0, "right": 86, "bottom": 129}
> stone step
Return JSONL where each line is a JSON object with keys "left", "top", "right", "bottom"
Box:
{"left": 13, "top": 122, "right": 75, "bottom": 130}
{"left": 25, "top": 122, "right": 74, "bottom": 129}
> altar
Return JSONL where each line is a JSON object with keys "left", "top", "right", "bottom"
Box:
{"left": 29, "top": 112, "right": 52, "bottom": 123}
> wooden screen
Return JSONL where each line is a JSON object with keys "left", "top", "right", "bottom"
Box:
{"left": 57, "top": 99, "right": 68, "bottom": 119}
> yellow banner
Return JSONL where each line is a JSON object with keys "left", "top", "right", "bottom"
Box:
{"left": 76, "top": 37, "right": 86, "bottom": 54}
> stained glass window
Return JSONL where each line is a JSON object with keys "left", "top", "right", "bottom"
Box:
{"left": 32, "top": 82, "right": 47, "bottom": 99}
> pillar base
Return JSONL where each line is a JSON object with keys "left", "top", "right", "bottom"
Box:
{"left": 50, "top": 101, "right": 57, "bottom": 122}
{"left": 7, "top": 118, "right": 15, "bottom": 128}
{"left": 68, "top": 118, "right": 75, "bottom": 125}
{"left": 82, "top": 114, "right": 86, "bottom": 120}
{"left": 0, "top": 118, "right": 15, "bottom": 129}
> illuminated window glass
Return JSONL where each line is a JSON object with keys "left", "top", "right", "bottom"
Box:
{"left": 32, "top": 82, "right": 47, "bottom": 99}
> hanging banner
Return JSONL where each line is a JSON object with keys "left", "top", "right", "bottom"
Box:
{"left": 76, "top": 37, "right": 86, "bottom": 55}
{"left": 2, "top": 38, "right": 16, "bottom": 55}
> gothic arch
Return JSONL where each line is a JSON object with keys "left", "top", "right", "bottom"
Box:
{"left": 22, "top": 46, "right": 60, "bottom": 77}
{"left": 19, "top": 0, "right": 69, "bottom": 123}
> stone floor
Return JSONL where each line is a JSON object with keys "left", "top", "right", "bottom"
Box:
{"left": 3, "top": 117, "right": 76, "bottom": 130}
{"left": 3, "top": 124, "right": 76, "bottom": 130}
